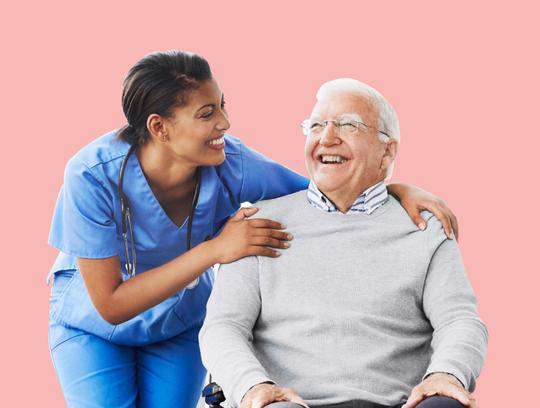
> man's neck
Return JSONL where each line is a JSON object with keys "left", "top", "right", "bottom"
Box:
{"left": 321, "top": 179, "right": 386, "bottom": 214}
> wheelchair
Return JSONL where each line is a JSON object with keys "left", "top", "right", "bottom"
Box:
{"left": 202, "top": 381, "right": 226, "bottom": 408}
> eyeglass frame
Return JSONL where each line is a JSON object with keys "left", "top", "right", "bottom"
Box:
{"left": 301, "top": 117, "right": 391, "bottom": 139}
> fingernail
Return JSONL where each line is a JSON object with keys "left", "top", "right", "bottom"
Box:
{"left": 274, "top": 251, "right": 281, "bottom": 257}
{"left": 283, "top": 242, "right": 290, "bottom": 248}
{"left": 418, "top": 222, "right": 426, "bottom": 230}
{"left": 281, "top": 223, "right": 287, "bottom": 229}
{"left": 287, "top": 234, "right": 293, "bottom": 240}
{"left": 449, "top": 231, "right": 455, "bottom": 240}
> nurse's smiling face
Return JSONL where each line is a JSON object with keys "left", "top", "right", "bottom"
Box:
{"left": 161, "top": 78, "right": 230, "bottom": 167}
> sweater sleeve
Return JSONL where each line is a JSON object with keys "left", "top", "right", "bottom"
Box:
{"left": 199, "top": 256, "right": 273, "bottom": 407}
{"left": 422, "top": 238, "right": 488, "bottom": 391}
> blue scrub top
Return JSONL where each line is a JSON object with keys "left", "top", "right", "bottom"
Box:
{"left": 48, "top": 130, "right": 308, "bottom": 346}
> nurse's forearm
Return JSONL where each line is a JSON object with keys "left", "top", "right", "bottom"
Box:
{"left": 79, "top": 240, "right": 220, "bottom": 325}
{"left": 114, "top": 240, "right": 220, "bottom": 318}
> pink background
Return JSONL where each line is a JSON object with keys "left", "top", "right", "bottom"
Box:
{"left": 2, "top": 1, "right": 538, "bottom": 406}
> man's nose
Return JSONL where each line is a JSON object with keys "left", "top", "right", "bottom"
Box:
{"left": 319, "top": 123, "right": 341, "bottom": 146}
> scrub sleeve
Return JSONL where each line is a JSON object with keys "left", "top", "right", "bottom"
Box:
{"left": 49, "top": 159, "right": 118, "bottom": 258}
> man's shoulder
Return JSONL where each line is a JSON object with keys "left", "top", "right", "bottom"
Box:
{"left": 382, "top": 197, "right": 448, "bottom": 241}
{"left": 251, "top": 189, "right": 308, "bottom": 218}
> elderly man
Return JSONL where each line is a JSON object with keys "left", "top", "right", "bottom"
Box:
{"left": 199, "top": 79, "right": 488, "bottom": 408}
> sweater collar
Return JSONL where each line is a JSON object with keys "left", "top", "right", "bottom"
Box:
{"left": 306, "top": 180, "right": 388, "bottom": 215}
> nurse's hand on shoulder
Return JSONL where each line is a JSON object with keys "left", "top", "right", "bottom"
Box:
{"left": 241, "top": 383, "right": 308, "bottom": 408}
{"left": 387, "top": 183, "right": 459, "bottom": 240}
{"left": 211, "top": 207, "right": 293, "bottom": 264}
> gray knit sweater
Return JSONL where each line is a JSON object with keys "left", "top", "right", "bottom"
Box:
{"left": 199, "top": 191, "right": 488, "bottom": 407}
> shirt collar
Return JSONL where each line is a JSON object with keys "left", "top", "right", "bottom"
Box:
{"left": 307, "top": 180, "right": 388, "bottom": 215}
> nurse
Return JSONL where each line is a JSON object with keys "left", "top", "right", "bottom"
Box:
{"left": 48, "top": 50, "right": 458, "bottom": 408}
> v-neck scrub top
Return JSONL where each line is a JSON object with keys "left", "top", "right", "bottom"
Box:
{"left": 48, "top": 130, "right": 308, "bottom": 346}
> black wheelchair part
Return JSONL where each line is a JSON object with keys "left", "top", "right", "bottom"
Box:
{"left": 202, "top": 381, "right": 226, "bottom": 407}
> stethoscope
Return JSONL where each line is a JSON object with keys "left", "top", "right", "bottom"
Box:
{"left": 118, "top": 145, "right": 201, "bottom": 288}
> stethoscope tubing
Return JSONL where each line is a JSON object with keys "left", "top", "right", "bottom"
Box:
{"left": 118, "top": 145, "right": 201, "bottom": 284}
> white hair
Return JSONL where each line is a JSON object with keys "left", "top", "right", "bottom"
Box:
{"left": 316, "top": 78, "right": 400, "bottom": 179}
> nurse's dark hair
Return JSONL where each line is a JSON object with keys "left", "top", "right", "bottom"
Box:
{"left": 118, "top": 50, "right": 212, "bottom": 147}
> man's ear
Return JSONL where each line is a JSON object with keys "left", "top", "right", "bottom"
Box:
{"left": 380, "top": 139, "right": 398, "bottom": 172}
{"left": 146, "top": 114, "right": 168, "bottom": 142}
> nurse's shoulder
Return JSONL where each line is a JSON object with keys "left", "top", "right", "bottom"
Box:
{"left": 215, "top": 134, "right": 308, "bottom": 204}
{"left": 67, "top": 130, "right": 128, "bottom": 172}
{"left": 62, "top": 130, "right": 129, "bottom": 191}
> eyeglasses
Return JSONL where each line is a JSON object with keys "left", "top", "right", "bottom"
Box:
{"left": 301, "top": 118, "right": 390, "bottom": 139}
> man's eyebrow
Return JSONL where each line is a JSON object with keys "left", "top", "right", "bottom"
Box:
{"left": 310, "top": 113, "right": 366, "bottom": 121}
{"left": 339, "top": 113, "right": 364, "bottom": 121}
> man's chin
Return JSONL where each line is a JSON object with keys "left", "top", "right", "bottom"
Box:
{"left": 312, "top": 175, "right": 345, "bottom": 195}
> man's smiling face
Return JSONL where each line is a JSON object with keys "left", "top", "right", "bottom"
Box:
{"left": 304, "top": 91, "right": 391, "bottom": 206}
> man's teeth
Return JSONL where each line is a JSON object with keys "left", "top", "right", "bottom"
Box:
{"left": 208, "top": 136, "right": 224, "bottom": 145}
{"left": 321, "top": 155, "right": 347, "bottom": 164}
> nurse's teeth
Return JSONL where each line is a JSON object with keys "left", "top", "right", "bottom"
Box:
{"left": 321, "top": 155, "right": 347, "bottom": 163}
{"left": 209, "top": 136, "right": 224, "bottom": 145}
